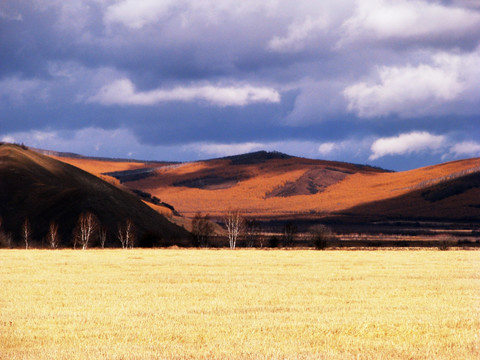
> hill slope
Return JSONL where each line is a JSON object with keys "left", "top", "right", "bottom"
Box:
{"left": 334, "top": 170, "right": 480, "bottom": 222}
{"left": 0, "top": 144, "right": 190, "bottom": 247}
{"left": 117, "top": 151, "right": 388, "bottom": 217}
{"left": 46, "top": 149, "right": 480, "bottom": 225}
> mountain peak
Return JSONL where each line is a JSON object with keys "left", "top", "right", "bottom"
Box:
{"left": 222, "top": 150, "right": 293, "bottom": 165}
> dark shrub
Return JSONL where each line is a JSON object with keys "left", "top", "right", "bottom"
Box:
{"left": 138, "top": 232, "right": 162, "bottom": 247}
{"left": 437, "top": 241, "right": 450, "bottom": 251}
{"left": 282, "top": 222, "right": 297, "bottom": 247}
{"left": 0, "top": 231, "right": 13, "bottom": 248}
{"left": 311, "top": 224, "right": 333, "bottom": 250}
{"left": 269, "top": 236, "right": 280, "bottom": 248}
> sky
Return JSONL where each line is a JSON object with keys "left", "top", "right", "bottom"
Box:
{"left": 1, "top": 0, "right": 480, "bottom": 171}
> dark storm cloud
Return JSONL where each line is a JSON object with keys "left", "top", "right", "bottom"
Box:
{"left": 1, "top": 0, "right": 480, "bottom": 169}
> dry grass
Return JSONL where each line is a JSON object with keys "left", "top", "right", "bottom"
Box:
{"left": 51, "top": 154, "right": 480, "bottom": 219}
{"left": 129, "top": 158, "right": 480, "bottom": 217}
{"left": 1, "top": 249, "right": 479, "bottom": 359}
{"left": 50, "top": 157, "right": 157, "bottom": 176}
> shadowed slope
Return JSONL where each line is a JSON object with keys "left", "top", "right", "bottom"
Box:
{"left": 334, "top": 171, "right": 480, "bottom": 222}
{"left": 0, "top": 144, "right": 190, "bottom": 247}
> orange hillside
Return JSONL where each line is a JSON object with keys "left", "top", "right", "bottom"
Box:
{"left": 127, "top": 155, "right": 480, "bottom": 218}
{"left": 49, "top": 156, "right": 165, "bottom": 176}
{"left": 48, "top": 150, "right": 480, "bottom": 221}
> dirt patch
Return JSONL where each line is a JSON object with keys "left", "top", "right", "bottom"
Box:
{"left": 266, "top": 167, "right": 351, "bottom": 198}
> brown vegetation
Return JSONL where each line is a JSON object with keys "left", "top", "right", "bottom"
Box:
{"left": 0, "top": 143, "right": 190, "bottom": 248}
{"left": 120, "top": 153, "right": 480, "bottom": 224}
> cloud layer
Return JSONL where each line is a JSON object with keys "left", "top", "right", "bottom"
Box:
{"left": 344, "top": 50, "right": 480, "bottom": 118}
{"left": 342, "top": 0, "right": 480, "bottom": 44}
{"left": 1, "top": 0, "right": 479, "bottom": 170}
{"left": 369, "top": 131, "right": 446, "bottom": 160}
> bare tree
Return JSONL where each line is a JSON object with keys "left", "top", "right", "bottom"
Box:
{"left": 257, "top": 232, "right": 265, "bottom": 248}
{"left": 22, "top": 218, "right": 32, "bottom": 249}
{"left": 283, "top": 222, "right": 298, "bottom": 247}
{"left": 244, "top": 218, "right": 259, "bottom": 247}
{"left": 118, "top": 219, "right": 135, "bottom": 249}
{"left": 125, "top": 219, "right": 135, "bottom": 248}
{"left": 117, "top": 224, "right": 126, "bottom": 249}
{"left": 99, "top": 226, "right": 107, "bottom": 249}
{"left": 74, "top": 212, "right": 98, "bottom": 250}
{"left": 191, "top": 212, "right": 214, "bottom": 247}
{"left": 47, "top": 221, "right": 60, "bottom": 249}
{"left": 224, "top": 209, "right": 243, "bottom": 249}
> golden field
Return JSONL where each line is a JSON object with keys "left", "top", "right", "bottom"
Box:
{"left": 1, "top": 249, "right": 479, "bottom": 359}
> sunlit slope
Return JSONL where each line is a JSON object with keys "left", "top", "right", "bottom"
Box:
{"left": 49, "top": 156, "right": 168, "bottom": 177}
{"left": 126, "top": 151, "right": 386, "bottom": 217}
{"left": 0, "top": 144, "right": 189, "bottom": 247}
{"left": 126, "top": 153, "right": 480, "bottom": 220}
{"left": 44, "top": 149, "right": 480, "bottom": 221}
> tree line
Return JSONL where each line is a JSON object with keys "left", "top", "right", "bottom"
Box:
{"left": 0, "top": 213, "right": 136, "bottom": 249}
{"left": 0, "top": 210, "right": 334, "bottom": 249}
{"left": 192, "top": 210, "right": 334, "bottom": 249}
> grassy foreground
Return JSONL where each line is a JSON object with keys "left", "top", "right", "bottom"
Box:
{"left": 0, "top": 249, "right": 479, "bottom": 359}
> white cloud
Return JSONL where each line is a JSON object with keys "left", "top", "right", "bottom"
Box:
{"left": 188, "top": 142, "right": 265, "bottom": 157}
{"left": 342, "top": 49, "right": 480, "bottom": 118}
{"left": 104, "top": 0, "right": 174, "bottom": 29}
{"left": 318, "top": 142, "right": 337, "bottom": 155}
{"left": 1, "top": 135, "right": 16, "bottom": 143}
{"left": 90, "top": 78, "right": 280, "bottom": 107}
{"left": 449, "top": 141, "right": 480, "bottom": 158}
{"left": 343, "top": 63, "right": 462, "bottom": 117}
{"left": 268, "top": 16, "right": 329, "bottom": 53}
{"left": 317, "top": 138, "right": 373, "bottom": 159}
{"left": 341, "top": 0, "right": 480, "bottom": 44}
{"left": 369, "top": 131, "right": 446, "bottom": 160}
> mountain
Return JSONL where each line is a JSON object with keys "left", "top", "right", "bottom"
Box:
{"left": 0, "top": 143, "right": 190, "bottom": 247}
{"left": 43, "top": 148, "right": 480, "bottom": 228}
{"left": 88, "top": 150, "right": 389, "bottom": 218}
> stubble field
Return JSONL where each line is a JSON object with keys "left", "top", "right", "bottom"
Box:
{"left": 1, "top": 249, "right": 479, "bottom": 359}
